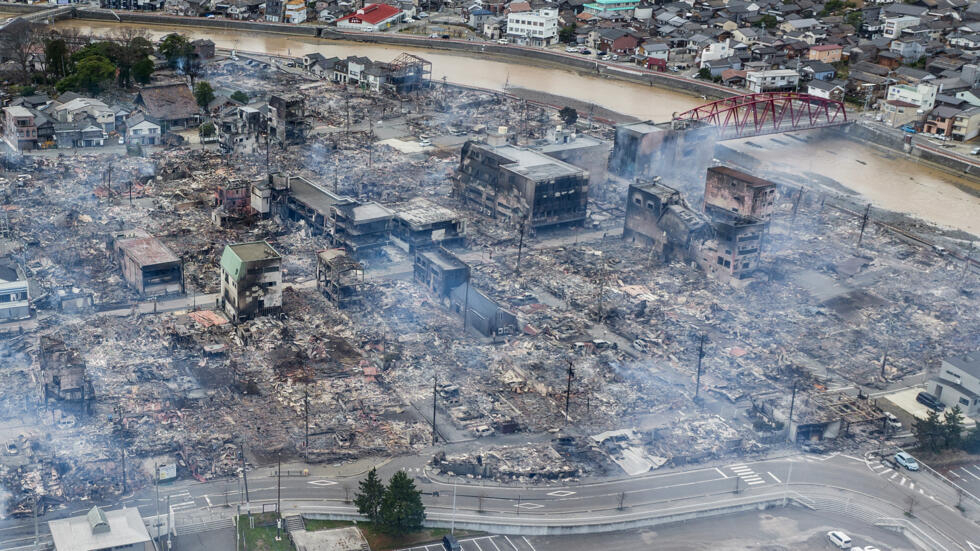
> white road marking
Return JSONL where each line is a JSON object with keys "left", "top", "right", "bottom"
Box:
{"left": 488, "top": 537, "right": 503, "bottom": 551}
{"left": 900, "top": 477, "right": 907, "bottom": 486}
{"left": 503, "top": 536, "right": 520, "bottom": 551}
{"left": 909, "top": 482, "right": 915, "bottom": 490}
{"left": 204, "top": 495, "right": 212, "bottom": 508}
{"left": 920, "top": 488, "right": 925, "bottom": 494}
{"left": 746, "top": 479, "right": 766, "bottom": 485}
{"left": 523, "top": 536, "right": 537, "bottom": 551}
{"left": 472, "top": 539, "right": 484, "bottom": 551}
{"left": 546, "top": 490, "right": 575, "bottom": 497}
{"left": 768, "top": 472, "right": 782, "bottom": 483}
{"left": 890, "top": 472, "right": 898, "bottom": 480}
{"left": 950, "top": 469, "right": 962, "bottom": 478}
{"left": 715, "top": 468, "right": 729, "bottom": 479}
{"left": 962, "top": 468, "right": 980, "bottom": 481}
{"left": 515, "top": 502, "right": 544, "bottom": 509}
{"left": 307, "top": 480, "right": 337, "bottom": 486}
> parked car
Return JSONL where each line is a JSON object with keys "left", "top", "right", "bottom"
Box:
{"left": 565, "top": 46, "right": 578, "bottom": 53}
{"left": 827, "top": 530, "right": 852, "bottom": 549}
{"left": 601, "top": 54, "right": 612, "bottom": 61}
{"left": 895, "top": 451, "right": 919, "bottom": 471}
{"left": 901, "top": 124, "right": 916, "bottom": 133}
{"left": 419, "top": 137, "right": 432, "bottom": 147}
{"left": 497, "top": 38, "right": 509, "bottom": 44}
{"left": 916, "top": 391, "right": 945, "bottom": 411}
{"left": 883, "top": 411, "right": 902, "bottom": 430}
{"left": 580, "top": 49, "right": 592, "bottom": 55}
{"left": 442, "top": 535, "right": 461, "bottom": 551}
{"left": 417, "top": 11, "right": 429, "bottom": 17}
{"left": 971, "top": 147, "right": 980, "bottom": 155}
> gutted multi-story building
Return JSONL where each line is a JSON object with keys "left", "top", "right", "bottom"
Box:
{"left": 414, "top": 247, "right": 470, "bottom": 298}
{"left": 623, "top": 179, "right": 711, "bottom": 263}
{"left": 456, "top": 141, "right": 589, "bottom": 230}
{"left": 704, "top": 166, "right": 777, "bottom": 221}
{"left": 538, "top": 128, "right": 610, "bottom": 191}
{"left": 609, "top": 120, "right": 716, "bottom": 190}
{"left": 268, "top": 94, "right": 306, "bottom": 145}
{"left": 697, "top": 212, "right": 767, "bottom": 281}
{"left": 330, "top": 201, "right": 394, "bottom": 257}
{"left": 219, "top": 241, "right": 282, "bottom": 322}
{"left": 390, "top": 198, "right": 465, "bottom": 253}
{"left": 38, "top": 335, "right": 94, "bottom": 410}
{"left": 111, "top": 230, "right": 184, "bottom": 297}
{"left": 315, "top": 249, "right": 364, "bottom": 308}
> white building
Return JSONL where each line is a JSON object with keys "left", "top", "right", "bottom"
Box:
{"left": 0, "top": 260, "right": 29, "bottom": 321}
{"left": 283, "top": 0, "right": 306, "bottom": 23}
{"left": 886, "top": 82, "right": 939, "bottom": 111}
{"left": 506, "top": 8, "right": 558, "bottom": 46}
{"left": 745, "top": 69, "right": 800, "bottom": 93}
{"left": 699, "top": 39, "right": 734, "bottom": 69}
{"left": 336, "top": 3, "right": 404, "bottom": 31}
{"left": 126, "top": 118, "right": 161, "bottom": 146}
{"left": 49, "top": 507, "right": 152, "bottom": 551}
{"left": 882, "top": 15, "right": 920, "bottom": 38}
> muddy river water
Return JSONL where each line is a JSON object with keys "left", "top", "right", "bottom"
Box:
{"left": 47, "top": 18, "right": 980, "bottom": 235}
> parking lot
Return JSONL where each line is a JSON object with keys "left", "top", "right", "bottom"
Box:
{"left": 399, "top": 535, "right": 537, "bottom": 551}
{"left": 946, "top": 463, "right": 980, "bottom": 498}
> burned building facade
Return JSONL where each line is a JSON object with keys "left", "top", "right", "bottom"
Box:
{"left": 37, "top": 336, "right": 94, "bottom": 410}
{"left": 610, "top": 120, "right": 717, "bottom": 191}
{"left": 455, "top": 141, "right": 589, "bottom": 231}
{"left": 450, "top": 282, "right": 518, "bottom": 338}
{"left": 414, "top": 248, "right": 469, "bottom": 298}
{"left": 0, "top": 259, "right": 30, "bottom": 320}
{"left": 316, "top": 248, "right": 364, "bottom": 308}
{"left": 390, "top": 198, "right": 465, "bottom": 253}
{"left": 704, "top": 166, "right": 777, "bottom": 221}
{"left": 268, "top": 94, "right": 306, "bottom": 145}
{"left": 623, "top": 179, "right": 711, "bottom": 264}
{"left": 219, "top": 241, "right": 282, "bottom": 322}
{"left": 330, "top": 201, "right": 394, "bottom": 257}
{"left": 697, "top": 212, "right": 767, "bottom": 280}
{"left": 111, "top": 230, "right": 184, "bottom": 297}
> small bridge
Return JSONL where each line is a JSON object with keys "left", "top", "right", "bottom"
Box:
{"left": 674, "top": 92, "right": 849, "bottom": 141}
{"left": 21, "top": 5, "right": 75, "bottom": 22}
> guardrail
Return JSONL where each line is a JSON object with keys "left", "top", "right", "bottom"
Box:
{"left": 893, "top": 446, "right": 980, "bottom": 507}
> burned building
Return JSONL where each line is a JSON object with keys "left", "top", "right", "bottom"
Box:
{"left": 384, "top": 53, "right": 432, "bottom": 94}
{"left": 390, "top": 198, "right": 465, "bottom": 253}
{"left": 330, "top": 201, "right": 394, "bottom": 257}
{"left": 414, "top": 248, "right": 469, "bottom": 298}
{"left": 450, "top": 282, "right": 518, "bottom": 338}
{"left": 111, "top": 230, "right": 184, "bottom": 297}
{"left": 315, "top": 248, "right": 364, "bottom": 308}
{"left": 213, "top": 178, "right": 252, "bottom": 226}
{"left": 37, "top": 336, "right": 94, "bottom": 409}
{"left": 455, "top": 141, "right": 589, "bottom": 230}
{"left": 704, "top": 166, "right": 777, "bottom": 221}
{"left": 538, "top": 128, "right": 610, "bottom": 190}
{"left": 268, "top": 94, "right": 306, "bottom": 145}
{"left": 285, "top": 176, "right": 349, "bottom": 234}
{"left": 0, "top": 259, "right": 30, "bottom": 321}
{"left": 219, "top": 241, "right": 282, "bottom": 322}
{"left": 623, "top": 179, "right": 711, "bottom": 263}
{"left": 610, "top": 120, "right": 717, "bottom": 190}
{"left": 697, "top": 211, "right": 767, "bottom": 281}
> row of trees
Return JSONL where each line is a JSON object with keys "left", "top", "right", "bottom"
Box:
{"left": 910, "top": 405, "right": 980, "bottom": 454}
{"left": 354, "top": 468, "right": 426, "bottom": 535}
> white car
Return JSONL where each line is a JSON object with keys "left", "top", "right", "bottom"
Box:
{"left": 565, "top": 46, "right": 578, "bottom": 52}
{"left": 497, "top": 38, "right": 509, "bottom": 44}
{"left": 419, "top": 138, "right": 432, "bottom": 147}
{"left": 827, "top": 531, "right": 851, "bottom": 549}
{"left": 895, "top": 451, "right": 919, "bottom": 471}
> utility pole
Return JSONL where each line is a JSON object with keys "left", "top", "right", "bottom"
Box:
{"left": 515, "top": 222, "right": 526, "bottom": 276}
{"left": 275, "top": 452, "right": 282, "bottom": 541}
{"left": 240, "top": 442, "right": 250, "bottom": 503}
{"left": 858, "top": 203, "right": 872, "bottom": 246}
{"left": 432, "top": 376, "right": 438, "bottom": 444}
{"left": 304, "top": 386, "right": 309, "bottom": 461}
{"left": 791, "top": 187, "right": 804, "bottom": 223}
{"left": 564, "top": 359, "right": 574, "bottom": 425}
{"left": 32, "top": 495, "right": 38, "bottom": 551}
{"left": 596, "top": 258, "right": 607, "bottom": 323}
{"left": 880, "top": 352, "right": 888, "bottom": 379}
{"left": 788, "top": 383, "right": 798, "bottom": 424}
{"left": 121, "top": 449, "right": 127, "bottom": 493}
{"left": 155, "top": 463, "right": 161, "bottom": 543}
{"left": 462, "top": 270, "right": 470, "bottom": 330}
{"left": 345, "top": 94, "right": 351, "bottom": 136}
{"left": 694, "top": 333, "right": 705, "bottom": 401}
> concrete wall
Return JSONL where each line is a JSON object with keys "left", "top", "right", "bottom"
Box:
{"left": 74, "top": 8, "right": 319, "bottom": 35}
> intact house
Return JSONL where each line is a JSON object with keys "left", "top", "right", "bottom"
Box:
{"left": 807, "top": 43, "right": 842, "bottom": 63}
{"left": 745, "top": 69, "right": 800, "bottom": 93}
{"left": 928, "top": 353, "right": 980, "bottom": 417}
{"left": 807, "top": 79, "right": 845, "bottom": 101}
{"left": 133, "top": 83, "right": 199, "bottom": 132}
{"left": 879, "top": 99, "right": 922, "bottom": 128}
{"left": 336, "top": 3, "right": 405, "bottom": 31}
{"left": 507, "top": 7, "right": 559, "bottom": 46}
{"left": 125, "top": 113, "right": 161, "bottom": 145}
{"left": 219, "top": 241, "right": 282, "bottom": 323}
{"left": 2, "top": 106, "right": 37, "bottom": 151}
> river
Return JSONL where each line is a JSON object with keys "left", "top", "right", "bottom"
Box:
{"left": 50, "top": 18, "right": 980, "bottom": 236}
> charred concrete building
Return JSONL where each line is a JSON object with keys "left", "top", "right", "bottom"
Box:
{"left": 268, "top": 94, "right": 306, "bottom": 145}
{"left": 285, "top": 176, "right": 349, "bottom": 234}
{"left": 610, "top": 120, "right": 717, "bottom": 190}
{"left": 330, "top": 201, "right": 394, "bottom": 257}
{"left": 111, "top": 230, "right": 184, "bottom": 297}
{"left": 704, "top": 166, "right": 777, "bottom": 221}
{"left": 450, "top": 282, "right": 518, "bottom": 338}
{"left": 315, "top": 249, "right": 364, "bottom": 309}
{"left": 538, "top": 128, "right": 610, "bottom": 190}
{"left": 220, "top": 241, "right": 282, "bottom": 322}
{"left": 391, "top": 198, "right": 465, "bottom": 253}
{"left": 414, "top": 247, "right": 469, "bottom": 298}
{"left": 455, "top": 141, "right": 589, "bottom": 230}
{"left": 623, "top": 179, "right": 712, "bottom": 264}
{"left": 0, "top": 259, "right": 30, "bottom": 321}
{"left": 38, "top": 336, "right": 94, "bottom": 410}
{"left": 697, "top": 211, "right": 767, "bottom": 280}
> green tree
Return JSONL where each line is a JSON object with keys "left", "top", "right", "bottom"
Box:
{"left": 378, "top": 470, "right": 425, "bottom": 535}
{"left": 199, "top": 121, "right": 216, "bottom": 138}
{"left": 194, "top": 81, "right": 215, "bottom": 109}
{"left": 698, "top": 67, "right": 712, "bottom": 80}
{"left": 159, "top": 33, "right": 193, "bottom": 68}
{"left": 353, "top": 468, "right": 385, "bottom": 523}
{"left": 943, "top": 405, "right": 965, "bottom": 449}
{"left": 56, "top": 55, "right": 116, "bottom": 94}
{"left": 108, "top": 34, "right": 154, "bottom": 88}
{"left": 230, "top": 90, "right": 249, "bottom": 103}
{"left": 559, "top": 106, "right": 577, "bottom": 126}
{"left": 912, "top": 409, "right": 943, "bottom": 453}
{"left": 133, "top": 57, "right": 154, "bottom": 84}
{"left": 753, "top": 14, "right": 778, "bottom": 28}
{"left": 44, "top": 38, "right": 69, "bottom": 78}
{"left": 845, "top": 10, "right": 863, "bottom": 29}
{"left": 558, "top": 24, "right": 576, "bottom": 44}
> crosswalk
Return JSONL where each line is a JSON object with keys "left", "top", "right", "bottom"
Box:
{"left": 866, "top": 456, "right": 938, "bottom": 501}
{"left": 729, "top": 464, "right": 766, "bottom": 486}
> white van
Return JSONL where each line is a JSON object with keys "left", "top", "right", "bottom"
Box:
{"left": 827, "top": 531, "right": 851, "bottom": 549}
{"left": 883, "top": 411, "right": 902, "bottom": 430}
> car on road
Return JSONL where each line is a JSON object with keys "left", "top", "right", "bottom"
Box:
{"left": 827, "top": 530, "right": 852, "bottom": 549}
{"left": 565, "top": 46, "right": 578, "bottom": 52}
{"left": 419, "top": 137, "right": 432, "bottom": 147}
{"left": 600, "top": 54, "right": 612, "bottom": 61}
{"left": 580, "top": 49, "right": 592, "bottom": 55}
{"left": 972, "top": 147, "right": 980, "bottom": 155}
{"left": 895, "top": 451, "right": 919, "bottom": 471}
{"left": 916, "top": 391, "right": 945, "bottom": 411}
{"left": 497, "top": 38, "right": 509, "bottom": 44}
{"left": 901, "top": 124, "right": 916, "bottom": 133}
